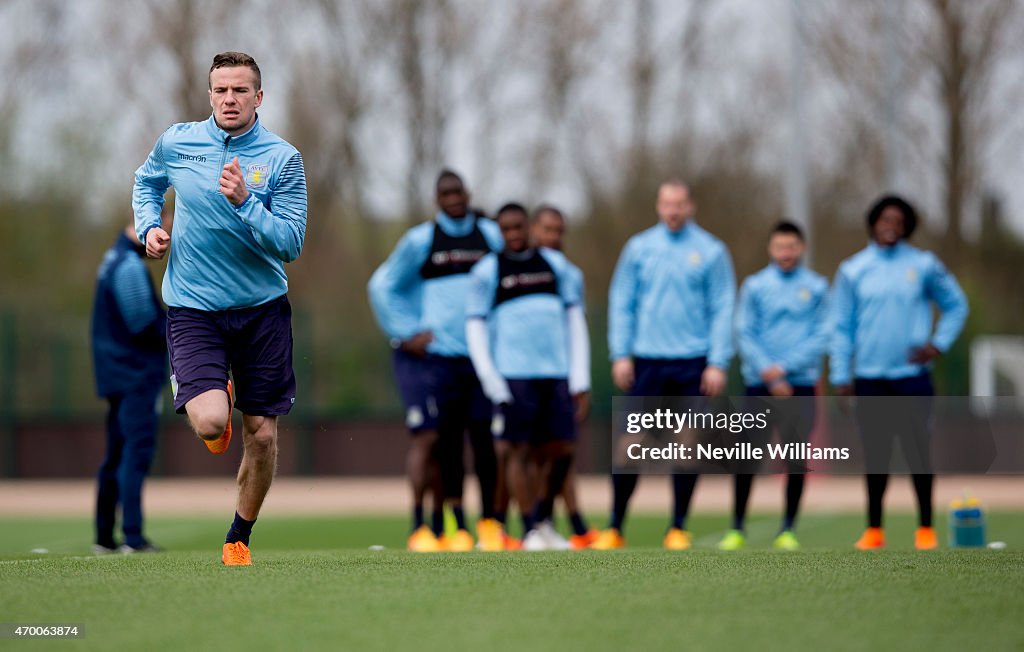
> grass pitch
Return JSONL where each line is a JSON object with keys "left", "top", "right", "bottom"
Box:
{"left": 2, "top": 512, "right": 1022, "bottom": 651}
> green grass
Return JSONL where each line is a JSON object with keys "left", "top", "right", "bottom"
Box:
{"left": 2, "top": 513, "right": 1023, "bottom": 651}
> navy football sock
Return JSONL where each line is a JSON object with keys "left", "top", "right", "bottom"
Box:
{"left": 569, "top": 512, "right": 588, "bottom": 536}
{"left": 225, "top": 512, "right": 256, "bottom": 546}
{"left": 912, "top": 473, "right": 933, "bottom": 527}
{"left": 452, "top": 505, "right": 467, "bottom": 530}
{"left": 610, "top": 473, "right": 639, "bottom": 532}
{"left": 867, "top": 474, "right": 888, "bottom": 528}
{"left": 671, "top": 473, "right": 698, "bottom": 530}
{"left": 782, "top": 473, "right": 805, "bottom": 531}
{"left": 732, "top": 474, "right": 753, "bottom": 531}
{"left": 413, "top": 504, "right": 425, "bottom": 531}
{"left": 431, "top": 510, "right": 444, "bottom": 537}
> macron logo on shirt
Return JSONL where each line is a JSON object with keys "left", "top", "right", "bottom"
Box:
{"left": 177, "top": 153, "right": 207, "bottom": 163}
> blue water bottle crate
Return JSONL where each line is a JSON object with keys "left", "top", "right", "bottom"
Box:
{"left": 948, "top": 494, "right": 986, "bottom": 548}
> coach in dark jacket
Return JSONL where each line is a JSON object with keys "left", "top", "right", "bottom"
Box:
{"left": 91, "top": 224, "right": 167, "bottom": 553}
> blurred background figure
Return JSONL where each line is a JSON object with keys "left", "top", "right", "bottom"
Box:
{"left": 368, "top": 170, "right": 503, "bottom": 551}
{"left": 830, "top": 195, "right": 969, "bottom": 551}
{"left": 597, "top": 180, "right": 736, "bottom": 551}
{"left": 530, "top": 204, "right": 598, "bottom": 548}
{"left": 91, "top": 221, "right": 167, "bottom": 553}
{"left": 725, "top": 220, "right": 829, "bottom": 552}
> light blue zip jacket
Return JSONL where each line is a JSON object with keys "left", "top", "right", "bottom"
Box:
{"left": 608, "top": 220, "right": 736, "bottom": 368}
{"left": 829, "top": 241, "right": 968, "bottom": 384}
{"left": 736, "top": 264, "right": 829, "bottom": 387}
{"left": 133, "top": 115, "right": 307, "bottom": 311}
{"left": 368, "top": 212, "right": 503, "bottom": 357}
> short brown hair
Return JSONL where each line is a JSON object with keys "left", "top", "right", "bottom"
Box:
{"left": 209, "top": 51, "right": 261, "bottom": 90}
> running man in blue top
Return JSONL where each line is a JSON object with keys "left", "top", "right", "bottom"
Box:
{"left": 721, "top": 221, "right": 828, "bottom": 552}
{"left": 132, "top": 52, "right": 307, "bottom": 566}
{"left": 466, "top": 203, "right": 591, "bottom": 550}
{"left": 368, "top": 170, "right": 504, "bottom": 552}
{"left": 594, "top": 180, "right": 736, "bottom": 551}
{"left": 830, "top": 195, "right": 968, "bottom": 551}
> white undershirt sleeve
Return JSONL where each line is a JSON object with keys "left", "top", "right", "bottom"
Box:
{"left": 567, "top": 305, "right": 591, "bottom": 395}
{"left": 466, "top": 317, "right": 512, "bottom": 404}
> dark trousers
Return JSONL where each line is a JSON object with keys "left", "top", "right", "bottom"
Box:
{"left": 853, "top": 373, "right": 935, "bottom": 528}
{"left": 611, "top": 357, "right": 706, "bottom": 533}
{"left": 96, "top": 385, "right": 160, "bottom": 548}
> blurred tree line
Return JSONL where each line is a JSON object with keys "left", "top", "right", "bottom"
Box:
{"left": 0, "top": 0, "right": 1022, "bottom": 422}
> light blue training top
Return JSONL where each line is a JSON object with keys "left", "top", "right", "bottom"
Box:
{"left": 133, "top": 114, "right": 307, "bottom": 311}
{"left": 829, "top": 241, "right": 968, "bottom": 384}
{"left": 608, "top": 220, "right": 736, "bottom": 368}
{"left": 736, "top": 263, "right": 829, "bottom": 387}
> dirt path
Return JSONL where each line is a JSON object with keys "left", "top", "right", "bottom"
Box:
{"left": 0, "top": 475, "right": 1020, "bottom": 516}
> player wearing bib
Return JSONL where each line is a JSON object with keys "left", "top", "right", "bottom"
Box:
{"left": 529, "top": 205, "right": 597, "bottom": 548}
{"left": 466, "top": 203, "right": 591, "bottom": 550}
{"left": 369, "top": 170, "right": 504, "bottom": 551}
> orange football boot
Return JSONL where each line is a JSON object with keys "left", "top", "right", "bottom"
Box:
{"left": 503, "top": 533, "right": 523, "bottom": 551}
{"left": 590, "top": 528, "right": 626, "bottom": 550}
{"left": 915, "top": 526, "right": 938, "bottom": 550}
{"left": 569, "top": 529, "right": 600, "bottom": 550}
{"left": 854, "top": 527, "right": 885, "bottom": 550}
{"left": 407, "top": 525, "right": 443, "bottom": 552}
{"left": 222, "top": 541, "right": 251, "bottom": 566}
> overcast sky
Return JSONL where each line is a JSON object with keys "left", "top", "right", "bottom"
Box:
{"left": 2, "top": 0, "right": 1023, "bottom": 238}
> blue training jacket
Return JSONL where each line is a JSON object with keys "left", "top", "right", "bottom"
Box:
{"left": 608, "top": 220, "right": 736, "bottom": 368}
{"left": 368, "top": 212, "right": 503, "bottom": 357}
{"left": 736, "top": 264, "right": 829, "bottom": 387}
{"left": 829, "top": 241, "right": 968, "bottom": 385}
{"left": 133, "top": 115, "right": 307, "bottom": 311}
{"left": 91, "top": 233, "right": 167, "bottom": 397}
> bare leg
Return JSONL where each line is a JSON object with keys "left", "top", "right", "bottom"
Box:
{"left": 184, "top": 389, "right": 230, "bottom": 441}
{"left": 407, "top": 430, "right": 439, "bottom": 515}
{"left": 507, "top": 443, "right": 535, "bottom": 531}
{"left": 535, "top": 441, "right": 574, "bottom": 523}
{"left": 494, "top": 440, "right": 511, "bottom": 518}
{"left": 561, "top": 463, "right": 580, "bottom": 514}
{"left": 236, "top": 414, "right": 278, "bottom": 521}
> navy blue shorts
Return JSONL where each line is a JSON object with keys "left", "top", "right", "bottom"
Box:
{"left": 167, "top": 295, "right": 295, "bottom": 416}
{"left": 854, "top": 373, "right": 934, "bottom": 473}
{"left": 391, "top": 349, "right": 439, "bottom": 433}
{"left": 494, "top": 379, "right": 576, "bottom": 444}
{"left": 632, "top": 357, "right": 707, "bottom": 397}
{"left": 430, "top": 354, "right": 492, "bottom": 425}
{"left": 745, "top": 384, "right": 817, "bottom": 445}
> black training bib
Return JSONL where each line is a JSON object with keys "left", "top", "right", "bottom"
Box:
{"left": 419, "top": 220, "right": 491, "bottom": 280}
{"left": 494, "top": 249, "right": 559, "bottom": 307}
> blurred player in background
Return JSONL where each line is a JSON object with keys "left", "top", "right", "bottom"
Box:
{"left": 597, "top": 180, "right": 736, "bottom": 550}
{"left": 370, "top": 170, "right": 503, "bottom": 551}
{"left": 530, "top": 205, "right": 598, "bottom": 549}
{"left": 724, "top": 220, "right": 828, "bottom": 551}
{"left": 830, "top": 195, "right": 968, "bottom": 550}
{"left": 369, "top": 263, "right": 446, "bottom": 552}
{"left": 91, "top": 222, "right": 167, "bottom": 554}
{"left": 466, "top": 203, "right": 591, "bottom": 550}
{"left": 133, "top": 51, "right": 308, "bottom": 565}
